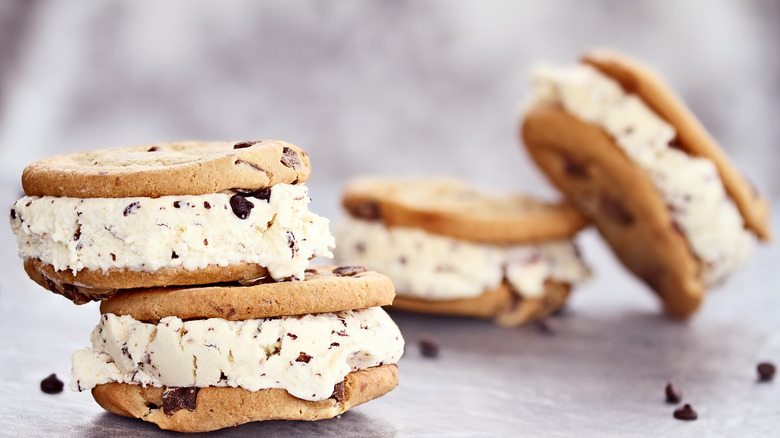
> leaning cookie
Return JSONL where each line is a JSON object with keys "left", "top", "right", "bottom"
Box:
{"left": 10, "top": 140, "right": 335, "bottom": 303}
{"left": 70, "top": 266, "right": 404, "bottom": 433}
{"left": 521, "top": 50, "right": 770, "bottom": 318}
{"left": 336, "top": 177, "right": 590, "bottom": 327}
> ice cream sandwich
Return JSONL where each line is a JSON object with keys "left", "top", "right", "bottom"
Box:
{"left": 10, "top": 140, "right": 335, "bottom": 303}
{"left": 70, "top": 266, "right": 404, "bottom": 432}
{"left": 521, "top": 50, "right": 770, "bottom": 318}
{"left": 335, "top": 177, "right": 590, "bottom": 327}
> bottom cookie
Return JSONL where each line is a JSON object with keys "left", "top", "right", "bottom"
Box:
{"left": 391, "top": 281, "right": 570, "bottom": 327}
{"left": 92, "top": 365, "right": 398, "bottom": 433}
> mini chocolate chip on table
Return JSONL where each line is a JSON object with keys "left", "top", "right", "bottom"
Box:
{"left": 665, "top": 382, "right": 682, "bottom": 404}
{"left": 419, "top": 338, "right": 439, "bottom": 358}
{"left": 673, "top": 404, "right": 698, "bottom": 421}
{"left": 40, "top": 374, "right": 64, "bottom": 394}
{"left": 757, "top": 362, "right": 776, "bottom": 382}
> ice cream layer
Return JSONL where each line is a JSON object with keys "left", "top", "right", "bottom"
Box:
{"left": 10, "top": 183, "right": 334, "bottom": 280}
{"left": 71, "top": 307, "right": 404, "bottom": 402}
{"left": 335, "top": 217, "right": 589, "bottom": 300}
{"left": 531, "top": 64, "right": 755, "bottom": 286}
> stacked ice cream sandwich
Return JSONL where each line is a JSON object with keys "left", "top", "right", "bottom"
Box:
{"left": 335, "top": 177, "right": 591, "bottom": 326}
{"left": 10, "top": 140, "right": 404, "bottom": 432}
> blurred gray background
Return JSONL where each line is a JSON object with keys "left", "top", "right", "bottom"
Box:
{"left": 0, "top": 0, "right": 777, "bottom": 220}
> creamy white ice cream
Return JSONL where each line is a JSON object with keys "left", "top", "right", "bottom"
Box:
{"left": 531, "top": 63, "right": 755, "bottom": 286}
{"left": 335, "top": 217, "right": 589, "bottom": 300}
{"left": 71, "top": 307, "right": 404, "bottom": 402}
{"left": 10, "top": 183, "right": 335, "bottom": 281}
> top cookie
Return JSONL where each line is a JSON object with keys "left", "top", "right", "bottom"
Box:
{"left": 342, "top": 177, "right": 587, "bottom": 244}
{"left": 582, "top": 49, "right": 770, "bottom": 240}
{"left": 22, "top": 140, "right": 311, "bottom": 198}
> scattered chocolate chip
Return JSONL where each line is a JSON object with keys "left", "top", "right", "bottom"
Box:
{"left": 419, "top": 338, "right": 439, "bottom": 358}
{"left": 286, "top": 231, "right": 298, "bottom": 257}
{"left": 110, "top": 253, "right": 116, "bottom": 261}
{"left": 171, "top": 251, "right": 179, "bottom": 259}
{"left": 147, "top": 146, "right": 159, "bottom": 152}
{"left": 536, "top": 318, "right": 556, "bottom": 336}
{"left": 203, "top": 201, "right": 211, "bottom": 209}
{"left": 10, "top": 208, "right": 15, "bottom": 220}
{"left": 162, "top": 387, "right": 199, "bottom": 415}
{"left": 668, "top": 137, "right": 684, "bottom": 150}
{"left": 352, "top": 201, "right": 381, "bottom": 221}
{"left": 329, "top": 342, "right": 340, "bottom": 348}
{"left": 203, "top": 239, "right": 208, "bottom": 246}
{"left": 332, "top": 381, "right": 346, "bottom": 402}
{"left": 253, "top": 187, "right": 272, "bottom": 202}
{"left": 332, "top": 266, "right": 366, "bottom": 277}
{"left": 296, "top": 352, "right": 313, "bottom": 363}
{"left": 280, "top": 146, "right": 301, "bottom": 168}
{"left": 563, "top": 157, "right": 588, "bottom": 179}
{"left": 673, "top": 404, "right": 698, "bottom": 421}
{"left": 229, "top": 194, "right": 254, "bottom": 219}
{"left": 123, "top": 202, "right": 141, "bottom": 216}
{"left": 235, "top": 159, "right": 266, "bottom": 173}
{"left": 40, "top": 374, "right": 64, "bottom": 394}
{"left": 234, "top": 140, "right": 260, "bottom": 149}
{"left": 757, "top": 362, "right": 776, "bottom": 382}
{"left": 287, "top": 333, "right": 298, "bottom": 340}
{"left": 173, "top": 201, "right": 181, "bottom": 208}
{"left": 304, "top": 268, "right": 318, "bottom": 275}
{"left": 73, "top": 226, "right": 81, "bottom": 241}
{"left": 599, "top": 194, "right": 633, "bottom": 225}
{"left": 219, "top": 372, "right": 228, "bottom": 382}
{"left": 665, "top": 383, "right": 682, "bottom": 404}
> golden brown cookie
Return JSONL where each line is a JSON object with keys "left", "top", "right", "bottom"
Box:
{"left": 22, "top": 140, "right": 310, "bottom": 198}
{"left": 92, "top": 365, "right": 398, "bottom": 433}
{"left": 392, "top": 280, "right": 570, "bottom": 327}
{"left": 100, "top": 265, "right": 395, "bottom": 322}
{"left": 342, "top": 176, "right": 586, "bottom": 244}
{"left": 521, "top": 50, "right": 769, "bottom": 318}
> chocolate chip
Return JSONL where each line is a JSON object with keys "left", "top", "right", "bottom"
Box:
{"left": 332, "top": 381, "right": 346, "bottom": 402}
{"left": 757, "top": 362, "right": 776, "bottom": 382}
{"left": 329, "top": 342, "right": 340, "bottom": 348}
{"left": 235, "top": 159, "right": 266, "bottom": 173}
{"left": 287, "top": 231, "right": 297, "bottom": 257}
{"left": 673, "top": 404, "right": 698, "bottom": 421}
{"left": 229, "top": 194, "right": 254, "bottom": 219}
{"left": 203, "top": 201, "right": 211, "bottom": 209}
{"left": 668, "top": 137, "right": 684, "bottom": 150}
{"left": 352, "top": 201, "right": 381, "bottom": 221}
{"left": 355, "top": 242, "right": 366, "bottom": 254}
{"left": 280, "top": 146, "right": 300, "bottom": 168}
{"left": 40, "top": 374, "right": 64, "bottom": 394}
{"left": 287, "top": 333, "right": 298, "bottom": 340}
{"left": 203, "top": 239, "right": 208, "bottom": 246}
{"left": 563, "top": 157, "right": 588, "bottom": 179}
{"left": 296, "top": 352, "right": 313, "bottom": 363}
{"left": 665, "top": 382, "right": 682, "bottom": 404}
{"left": 73, "top": 226, "right": 81, "bottom": 241}
{"left": 599, "top": 194, "right": 633, "bottom": 225}
{"left": 162, "top": 387, "right": 199, "bottom": 415}
{"left": 234, "top": 140, "right": 260, "bottom": 149}
{"left": 173, "top": 201, "right": 181, "bottom": 208}
{"left": 10, "top": 208, "right": 15, "bottom": 220}
{"left": 304, "top": 268, "right": 318, "bottom": 275}
{"left": 123, "top": 202, "right": 141, "bottom": 216}
{"left": 419, "top": 338, "right": 439, "bottom": 358}
{"left": 171, "top": 251, "right": 179, "bottom": 259}
{"left": 147, "top": 146, "right": 159, "bottom": 152}
{"left": 332, "top": 266, "right": 366, "bottom": 277}
{"left": 110, "top": 253, "right": 116, "bottom": 261}
{"left": 252, "top": 187, "right": 272, "bottom": 202}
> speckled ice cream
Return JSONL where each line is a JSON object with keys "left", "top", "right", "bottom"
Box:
{"left": 10, "top": 183, "right": 335, "bottom": 281}
{"left": 71, "top": 307, "right": 404, "bottom": 402}
{"left": 531, "top": 63, "right": 755, "bottom": 286}
{"left": 335, "top": 217, "right": 589, "bottom": 300}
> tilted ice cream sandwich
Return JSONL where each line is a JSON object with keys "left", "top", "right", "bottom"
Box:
{"left": 335, "top": 177, "right": 590, "bottom": 327}
{"left": 521, "top": 50, "right": 770, "bottom": 318}
{"left": 70, "top": 266, "right": 404, "bottom": 433}
{"left": 10, "top": 140, "right": 334, "bottom": 303}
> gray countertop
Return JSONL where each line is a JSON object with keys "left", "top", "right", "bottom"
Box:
{"left": 0, "top": 179, "right": 777, "bottom": 437}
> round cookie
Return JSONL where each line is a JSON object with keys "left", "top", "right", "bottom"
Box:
{"left": 521, "top": 50, "right": 769, "bottom": 318}
{"left": 100, "top": 265, "right": 395, "bottom": 322}
{"left": 22, "top": 140, "right": 311, "bottom": 198}
{"left": 392, "top": 280, "right": 570, "bottom": 327}
{"left": 92, "top": 365, "right": 398, "bottom": 433}
{"left": 343, "top": 177, "right": 586, "bottom": 244}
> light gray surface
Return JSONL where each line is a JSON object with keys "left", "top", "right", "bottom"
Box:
{"left": 0, "top": 174, "right": 778, "bottom": 436}
{"left": 1, "top": 2, "right": 778, "bottom": 436}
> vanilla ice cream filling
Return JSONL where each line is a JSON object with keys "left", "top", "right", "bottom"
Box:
{"left": 10, "top": 183, "right": 335, "bottom": 280}
{"left": 71, "top": 307, "right": 404, "bottom": 402}
{"left": 531, "top": 64, "right": 755, "bottom": 286}
{"left": 335, "top": 217, "right": 589, "bottom": 300}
